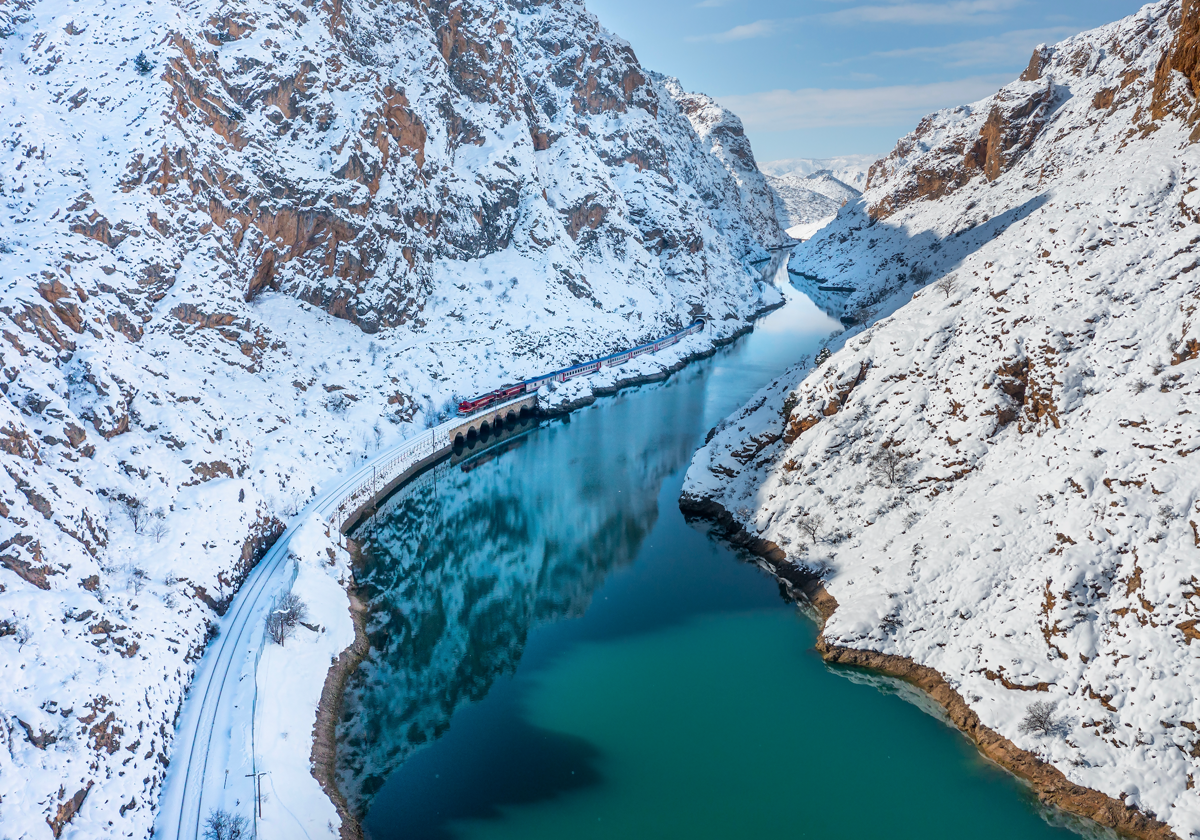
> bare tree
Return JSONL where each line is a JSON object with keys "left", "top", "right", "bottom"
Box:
{"left": 124, "top": 497, "right": 148, "bottom": 534}
{"left": 935, "top": 273, "right": 959, "bottom": 298}
{"left": 150, "top": 510, "right": 168, "bottom": 543}
{"left": 1018, "top": 700, "right": 1064, "bottom": 737}
{"left": 868, "top": 446, "right": 914, "bottom": 487}
{"left": 796, "top": 512, "right": 824, "bottom": 545}
{"left": 266, "top": 592, "right": 309, "bottom": 646}
{"left": 128, "top": 565, "right": 149, "bottom": 594}
{"left": 203, "top": 809, "right": 248, "bottom": 840}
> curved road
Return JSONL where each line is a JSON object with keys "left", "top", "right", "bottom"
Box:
{"left": 154, "top": 416, "right": 461, "bottom": 840}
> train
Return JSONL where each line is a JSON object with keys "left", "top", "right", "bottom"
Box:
{"left": 456, "top": 318, "right": 707, "bottom": 415}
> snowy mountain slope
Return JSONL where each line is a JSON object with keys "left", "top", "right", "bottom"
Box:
{"left": 684, "top": 2, "right": 1200, "bottom": 838}
{"left": 766, "top": 170, "right": 861, "bottom": 240}
{"left": 760, "top": 155, "right": 878, "bottom": 191}
{"left": 0, "top": 0, "right": 782, "bottom": 834}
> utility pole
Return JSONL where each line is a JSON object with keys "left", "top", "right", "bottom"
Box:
{"left": 245, "top": 772, "right": 266, "bottom": 834}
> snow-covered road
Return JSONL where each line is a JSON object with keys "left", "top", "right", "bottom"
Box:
{"left": 153, "top": 408, "right": 473, "bottom": 839}
{"left": 152, "top": 326, "right": 711, "bottom": 837}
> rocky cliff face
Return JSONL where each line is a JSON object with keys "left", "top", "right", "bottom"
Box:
{"left": 686, "top": 2, "right": 1200, "bottom": 837}
{"left": 0, "top": 0, "right": 780, "bottom": 834}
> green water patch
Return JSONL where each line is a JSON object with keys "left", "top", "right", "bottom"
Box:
{"left": 348, "top": 264, "right": 1093, "bottom": 840}
{"left": 449, "top": 609, "right": 1075, "bottom": 840}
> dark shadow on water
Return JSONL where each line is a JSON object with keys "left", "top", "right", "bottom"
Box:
{"left": 362, "top": 681, "right": 603, "bottom": 840}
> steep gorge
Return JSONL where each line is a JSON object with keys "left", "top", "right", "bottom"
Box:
{"left": 0, "top": 0, "right": 782, "bottom": 835}
{"left": 686, "top": 2, "right": 1200, "bottom": 837}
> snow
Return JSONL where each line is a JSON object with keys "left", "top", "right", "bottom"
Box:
{"left": 0, "top": 0, "right": 784, "bottom": 834}
{"left": 786, "top": 219, "right": 836, "bottom": 242}
{"left": 759, "top": 155, "right": 879, "bottom": 191}
{"left": 686, "top": 3, "right": 1200, "bottom": 837}
{"left": 252, "top": 515, "right": 353, "bottom": 840}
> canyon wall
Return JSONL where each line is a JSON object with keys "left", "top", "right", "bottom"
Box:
{"left": 685, "top": 2, "right": 1200, "bottom": 836}
{"left": 0, "top": 0, "right": 782, "bottom": 835}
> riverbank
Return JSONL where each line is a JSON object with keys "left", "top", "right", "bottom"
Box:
{"left": 676, "top": 494, "right": 1180, "bottom": 840}
{"left": 541, "top": 298, "right": 788, "bottom": 415}
{"left": 310, "top": 292, "right": 789, "bottom": 838}
{"left": 310, "top": 559, "right": 369, "bottom": 840}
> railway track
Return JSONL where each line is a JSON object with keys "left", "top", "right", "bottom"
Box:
{"left": 155, "top": 321, "right": 707, "bottom": 838}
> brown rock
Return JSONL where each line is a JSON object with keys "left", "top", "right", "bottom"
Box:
{"left": 1172, "top": 337, "right": 1199, "bottom": 365}
{"left": 1151, "top": 0, "right": 1200, "bottom": 129}
{"left": 310, "top": 575, "right": 369, "bottom": 840}
{"left": 47, "top": 783, "right": 92, "bottom": 838}
{"left": 1019, "top": 46, "right": 1049, "bottom": 82}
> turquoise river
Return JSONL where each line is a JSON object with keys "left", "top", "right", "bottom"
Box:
{"left": 339, "top": 262, "right": 1098, "bottom": 840}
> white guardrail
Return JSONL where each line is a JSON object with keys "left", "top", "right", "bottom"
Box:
{"left": 321, "top": 392, "right": 532, "bottom": 532}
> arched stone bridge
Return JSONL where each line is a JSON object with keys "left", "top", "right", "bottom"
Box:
{"left": 447, "top": 393, "right": 538, "bottom": 447}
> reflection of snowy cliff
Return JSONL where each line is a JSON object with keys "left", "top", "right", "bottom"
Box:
{"left": 338, "top": 377, "right": 710, "bottom": 813}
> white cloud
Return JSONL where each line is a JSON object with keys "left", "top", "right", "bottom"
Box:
{"left": 822, "top": 0, "right": 1025, "bottom": 26}
{"left": 855, "top": 27, "right": 1077, "bottom": 67}
{"left": 686, "top": 19, "right": 782, "bottom": 42}
{"left": 717, "top": 74, "right": 1012, "bottom": 130}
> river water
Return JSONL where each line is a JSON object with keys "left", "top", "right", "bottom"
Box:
{"left": 340, "top": 263, "right": 1089, "bottom": 840}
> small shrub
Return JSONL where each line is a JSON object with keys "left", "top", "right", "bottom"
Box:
{"left": 1018, "top": 700, "right": 1064, "bottom": 737}
{"left": 868, "top": 446, "right": 914, "bottom": 487}
{"left": 852, "top": 303, "right": 877, "bottom": 325}
{"left": 880, "top": 612, "right": 903, "bottom": 634}
{"left": 325, "top": 392, "right": 350, "bottom": 414}
{"left": 203, "top": 808, "right": 248, "bottom": 840}
{"left": 266, "top": 592, "right": 308, "bottom": 646}
{"left": 814, "top": 347, "right": 832, "bottom": 366}
{"left": 133, "top": 51, "right": 153, "bottom": 76}
{"left": 780, "top": 391, "right": 799, "bottom": 420}
{"left": 910, "top": 264, "right": 933, "bottom": 285}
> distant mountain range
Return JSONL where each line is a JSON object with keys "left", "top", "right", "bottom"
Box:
{"left": 760, "top": 155, "right": 878, "bottom": 191}
{"left": 762, "top": 163, "right": 867, "bottom": 241}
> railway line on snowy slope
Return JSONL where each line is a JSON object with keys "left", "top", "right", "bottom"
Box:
{"left": 154, "top": 318, "right": 706, "bottom": 839}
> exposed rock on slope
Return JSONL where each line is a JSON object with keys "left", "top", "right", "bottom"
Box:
{"left": 685, "top": 2, "right": 1200, "bottom": 837}
{"left": 0, "top": 0, "right": 781, "bottom": 834}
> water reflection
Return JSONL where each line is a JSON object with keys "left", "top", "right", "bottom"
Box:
{"left": 339, "top": 374, "right": 713, "bottom": 811}
{"left": 337, "top": 252, "right": 837, "bottom": 823}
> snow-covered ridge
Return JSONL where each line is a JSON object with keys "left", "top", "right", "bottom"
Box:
{"left": 685, "top": 1, "right": 1200, "bottom": 837}
{"left": 0, "top": 0, "right": 783, "bottom": 833}
{"left": 766, "top": 170, "right": 861, "bottom": 241}
{"left": 760, "top": 155, "right": 877, "bottom": 191}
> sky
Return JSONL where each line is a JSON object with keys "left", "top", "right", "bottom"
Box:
{"left": 585, "top": 0, "right": 1150, "bottom": 163}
